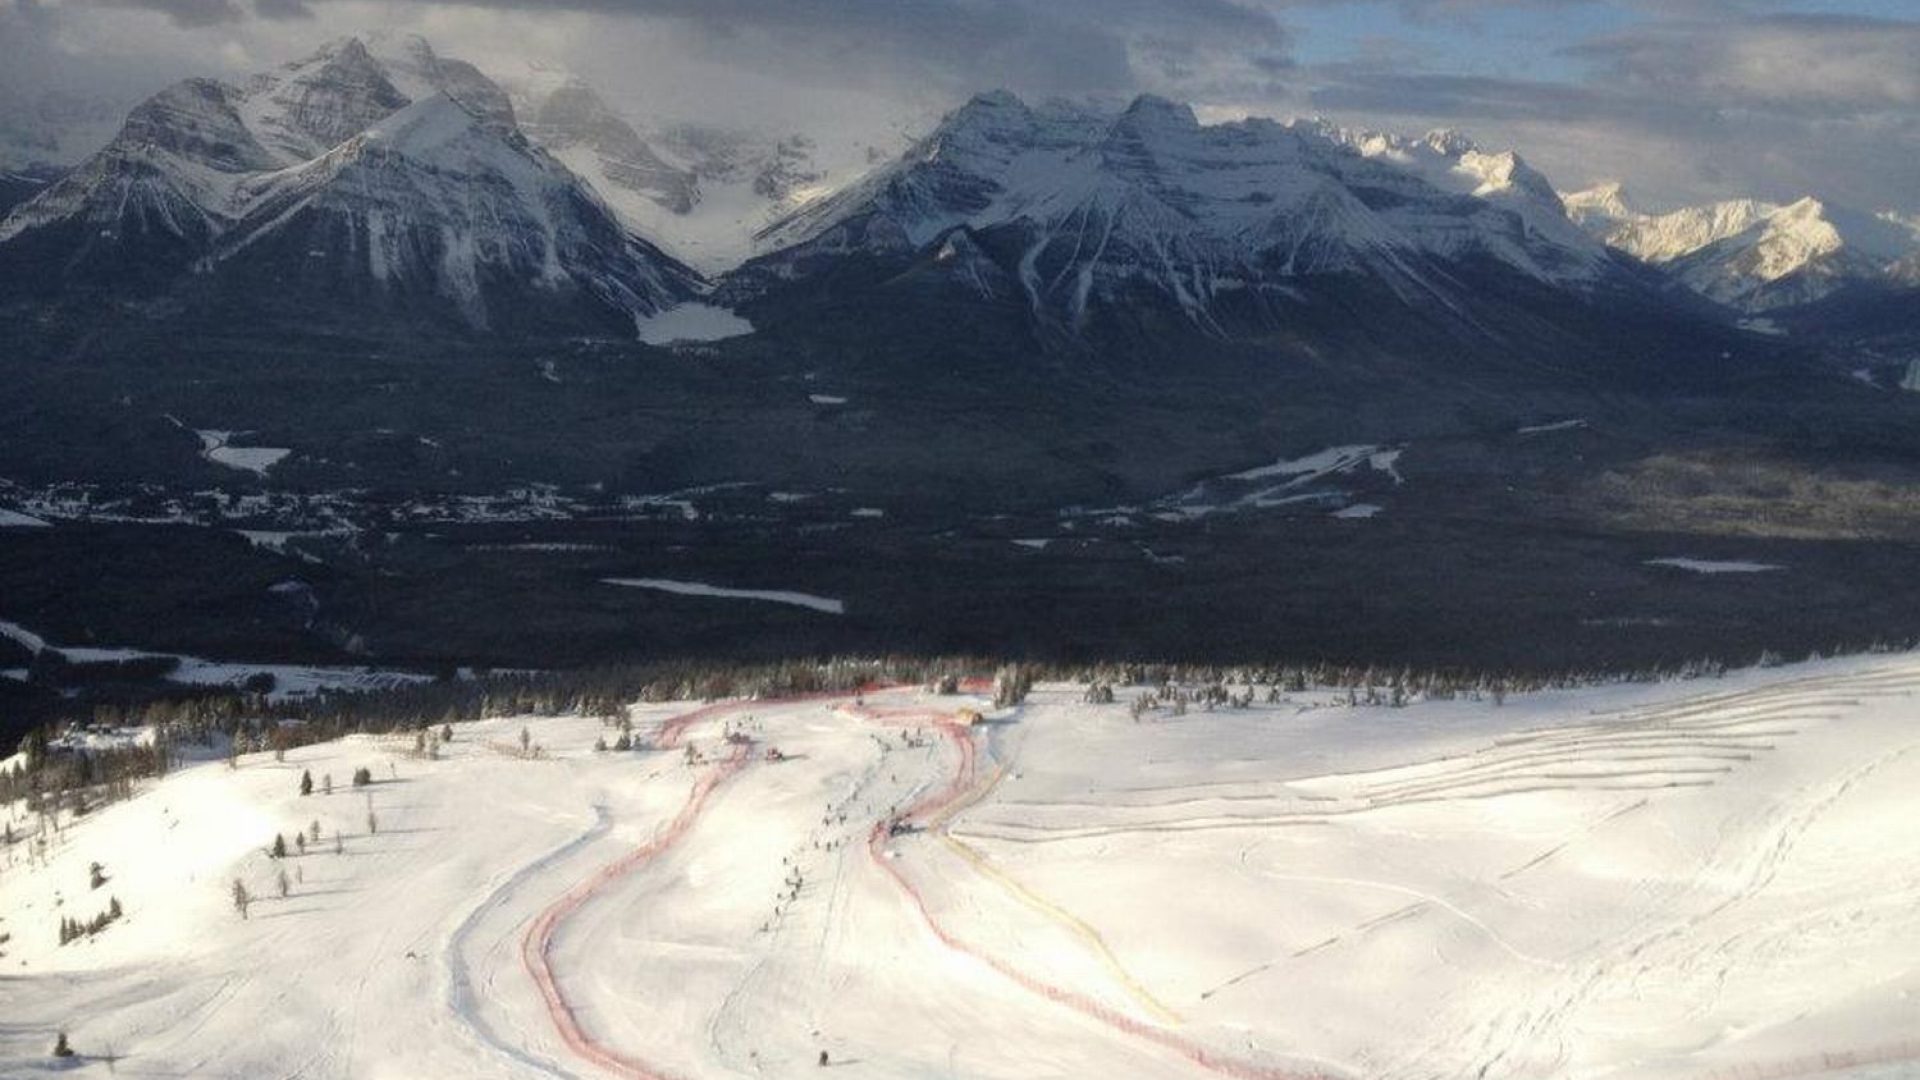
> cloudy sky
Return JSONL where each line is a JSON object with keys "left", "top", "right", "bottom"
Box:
{"left": 2, "top": 0, "right": 1915, "bottom": 211}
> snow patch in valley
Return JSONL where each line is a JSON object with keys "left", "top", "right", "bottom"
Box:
{"left": 195, "top": 430, "right": 291, "bottom": 477}
{"left": 0, "top": 618, "right": 49, "bottom": 654}
{"left": 1518, "top": 418, "right": 1588, "bottom": 435}
{"left": 1158, "top": 443, "right": 1405, "bottom": 520}
{"left": 603, "top": 577, "right": 845, "bottom": 614}
{"left": 0, "top": 617, "right": 432, "bottom": 698}
{"left": 1332, "top": 503, "right": 1382, "bottom": 519}
{"left": 808, "top": 394, "right": 849, "bottom": 405}
{"left": 0, "top": 508, "right": 51, "bottom": 527}
{"left": 634, "top": 302, "right": 754, "bottom": 345}
{"left": 1229, "top": 444, "right": 1391, "bottom": 483}
{"left": 1647, "top": 557, "right": 1784, "bottom": 574}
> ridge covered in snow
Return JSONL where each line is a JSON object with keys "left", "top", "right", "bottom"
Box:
{"left": 0, "top": 36, "right": 699, "bottom": 332}
{"left": 742, "top": 91, "right": 1622, "bottom": 330}
{"left": 1563, "top": 183, "right": 1920, "bottom": 312}
{"left": 506, "top": 67, "right": 891, "bottom": 275}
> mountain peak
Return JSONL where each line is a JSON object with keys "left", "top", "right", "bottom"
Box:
{"left": 298, "top": 36, "right": 386, "bottom": 80}
{"left": 1561, "top": 182, "right": 1639, "bottom": 229}
{"left": 741, "top": 87, "right": 1625, "bottom": 337}
{"left": 1421, "top": 128, "right": 1478, "bottom": 156}
{"left": 964, "top": 89, "right": 1026, "bottom": 111}
{"left": 313, "top": 35, "right": 373, "bottom": 60}
{"left": 1118, "top": 94, "right": 1198, "bottom": 129}
{"left": 0, "top": 32, "right": 698, "bottom": 334}
{"left": 1776, "top": 195, "right": 1829, "bottom": 221}
{"left": 359, "top": 92, "right": 486, "bottom": 154}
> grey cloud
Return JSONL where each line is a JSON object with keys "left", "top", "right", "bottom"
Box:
{"left": 1568, "top": 14, "right": 1920, "bottom": 111}
{"left": 103, "top": 0, "right": 246, "bottom": 28}
{"left": 1287, "top": 14, "right": 1920, "bottom": 212}
{"left": 94, "top": 0, "right": 1287, "bottom": 98}
{"left": 520, "top": 0, "right": 1284, "bottom": 98}
{"left": 12, "top": 0, "right": 1917, "bottom": 213}
{"left": 253, "top": 0, "right": 316, "bottom": 19}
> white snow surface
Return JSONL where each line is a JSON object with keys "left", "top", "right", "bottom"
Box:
{"left": 0, "top": 508, "right": 52, "bottom": 527}
{"left": 1228, "top": 444, "right": 1385, "bottom": 482}
{"left": 4, "top": 656, "right": 1920, "bottom": 1078}
{"left": 1517, "top": 418, "right": 1588, "bottom": 436}
{"left": 634, "top": 302, "right": 755, "bottom": 344}
{"left": 603, "top": 577, "right": 845, "bottom": 614}
{"left": 1647, "top": 557, "right": 1785, "bottom": 574}
{"left": 195, "top": 430, "right": 291, "bottom": 476}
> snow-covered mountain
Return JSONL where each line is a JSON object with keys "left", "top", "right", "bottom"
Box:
{"left": 738, "top": 92, "right": 1624, "bottom": 333}
{"left": 209, "top": 95, "right": 697, "bottom": 334}
{"left": 1563, "top": 183, "right": 1775, "bottom": 263}
{"left": 1563, "top": 183, "right": 1920, "bottom": 312}
{"left": 0, "top": 37, "right": 698, "bottom": 334}
{"left": 507, "top": 69, "right": 874, "bottom": 275}
{"left": 1315, "top": 124, "right": 1600, "bottom": 262}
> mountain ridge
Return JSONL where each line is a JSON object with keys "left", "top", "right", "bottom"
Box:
{"left": 1562, "top": 183, "right": 1920, "bottom": 313}
{"left": 0, "top": 36, "right": 700, "bottom": 336}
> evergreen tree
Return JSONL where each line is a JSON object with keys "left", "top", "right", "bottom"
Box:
{"left": 270, "top": 833, "right": 287, "bottom": 859}
{"left": 993, "top": 664, "right": 1034, "bottom": 708}
{"left": 299, "top": 770, "right": 313, "bottom": 796}
{"left": 231, "top": 879, "right": 250, "bottom": 920}
{"left": 52, "top": 1031, "right": 73, "bottom": 1058}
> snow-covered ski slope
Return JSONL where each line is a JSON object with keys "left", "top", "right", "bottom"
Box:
{"left": 4, "top": 656, "right": 1920, "bottom": 1079}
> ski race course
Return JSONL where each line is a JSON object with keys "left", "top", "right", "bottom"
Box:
{"left": 4, "top": 657, "right": 1920, "bottom": 1078}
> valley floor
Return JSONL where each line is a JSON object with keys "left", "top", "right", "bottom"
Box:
{"left": 3, "top": 658, "right": 1919, "bottom": 1079}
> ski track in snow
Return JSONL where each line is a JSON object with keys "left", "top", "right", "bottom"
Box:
{"left": 521, "top": 746, "right": 752, "bottom": 1080}
{"left": 445, "top": 808, "right": 612, "bottom": 1079}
